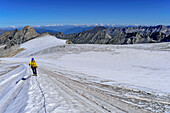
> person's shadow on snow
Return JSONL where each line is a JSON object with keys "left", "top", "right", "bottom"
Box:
{"left": 16, "top": 75, "right": 32, "bottom": 84}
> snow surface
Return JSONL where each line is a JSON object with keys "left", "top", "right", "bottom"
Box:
{"left": 0, "top": 35, "right": 170, "bottom": 113}
{"left": 56, "top": 49, "right": 170, "bottom": 93}
{"left": 15, "top": 35, "right": 66, "bottom": 57}
{"left": 0, "top": 44, "right": 5, "bottom": 48}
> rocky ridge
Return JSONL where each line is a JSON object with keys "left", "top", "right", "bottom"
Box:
{"left": 52, "top": 25, "right": 170, "bottom": 44}
{"left": 0, "top": 26, "right": 39, "bottom": 49}
{"left": 1, "top": 25, "right": 170, "bottom": 49}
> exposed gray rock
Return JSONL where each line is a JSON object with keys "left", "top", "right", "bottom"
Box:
{"left": 0, "top": 26, "right": 39, "bottom": 49}
{"left": 52, "top": 25, "right": 170, "bottom": 44}
{"left": 0, "top": 45, "right": 25, "bottom": 57}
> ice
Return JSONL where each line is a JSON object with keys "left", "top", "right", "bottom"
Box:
{"left": 0, "top": 35, "right": 170, "bottom": 113}
{"left": 15, "top": 35, "right": 66, "bottom": 57}
{"left": 55, "top": 49, "right": 170, "bottom": 93}
{"left": 0, "top": 45, "right": 5, "bottom": 48}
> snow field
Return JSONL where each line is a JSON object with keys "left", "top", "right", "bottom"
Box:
{"left": 25, "top": 71, "right": 98, "bottom": 113}
{"left": 0, "top": 64, "right": 30, "bottom": 113}
{"left": 0, "top": 35, "right": 170, "bottom": 113}
{"left": 15, "top": 35, "right": 66, "bottom": 57}
{"left": 50, "top": 48, "right": 170, "bottom": 93}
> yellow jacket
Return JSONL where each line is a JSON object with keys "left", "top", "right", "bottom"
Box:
{"left": 29, "top": 60, "right": 37, "bottom": 67}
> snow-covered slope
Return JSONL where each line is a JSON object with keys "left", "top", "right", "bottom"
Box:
{"left": 15, "top": 35, "right": 66, "bottom": 57}
{"left": 0, "top": 35, "right": 170, "bottom": 113}
{"left": 0, "top": 64, "right": 30, "bottom": 113}
{"left": 0, "top": 45, "right": 5, "bottom": 48}
{"left": 57, "top": 48, "right": 170, "bottom": 93}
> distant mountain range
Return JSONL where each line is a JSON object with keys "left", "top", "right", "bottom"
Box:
{"left": 0, "top": 29, "right": 6, "bottom": 34}
{"left": 1, "top": 24, "right": 170, "bottom": 35}
{"left": 0, "top": 25, "right": 95, "bottom": 34}
{"left": 1, "top": 25, "right": 170, "bottom": 49}
{"left": 34, "top": 28, "right": 57, "bottom": 33}
{"left": 52, "top": 25, "right": 170, "bottom": 44}
{"left": 34, "top": 26, "right": 95, "bottom": 34}
{"left": 0, "top": 24, "right": 143, "bottom": 35}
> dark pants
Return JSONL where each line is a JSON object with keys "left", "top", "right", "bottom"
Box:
{"left": 31, "top": 67, "right": 37, "bottom": 75}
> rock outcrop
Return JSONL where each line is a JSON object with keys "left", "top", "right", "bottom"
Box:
{"left": 53, "top": 25, "right": 170, "bottom": 44}
{"left": 0, "top": 26, "right": 39, "bottom": 49}
{"left": 1, "top": 25, "right": 170, "bottom": 47}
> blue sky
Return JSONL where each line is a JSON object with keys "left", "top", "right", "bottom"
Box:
{"left": 0, "top": 0, "right": 170, "bottom": 27}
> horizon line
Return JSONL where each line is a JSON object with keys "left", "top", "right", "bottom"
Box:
{"left": 1, "top": 23, "right": 170, "bottom": 28}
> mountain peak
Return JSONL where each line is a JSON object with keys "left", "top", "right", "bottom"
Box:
{"left": 22, "top": 26, "right": 35, "bottom": 30}
{"left": 24, "top": 25, "right": 32, "bottom": 28}
{"left": 0, "top": 26, "right": 39, "bottom": 49}
{"left": 93, "top": 26, "right": 106, "bottom": 30}
{"left": 156, "top": 25, "right": 167, "bottom": 29}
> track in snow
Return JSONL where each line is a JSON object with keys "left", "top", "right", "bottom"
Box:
{"left": 0, "top": 64, "right": 30, "bottom": 113}
{"left": 1, "top": 35, "right": 170, "bottom": 113}
{"left": 35, "top": 77, "right": 47, "bottom": 113}
{"left": 37, "top": 67, "right": 147, "bottom": 113}
{"left": 0, "top": 63, "right": 170, "bottom": 113}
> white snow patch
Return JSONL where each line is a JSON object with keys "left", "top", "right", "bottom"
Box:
{"left": 1, "top": 38, "right": 170, "bottom": 112}
{"left": 0, "top": 45, "right": 5, "bottom": 49}
{"left": 0, "top": 64, "right": 30, "bottom": 113}
{"left": 55, "top": 48, "right": 170, "bottom": 93}
{"left": 15, "top": 35, "right": 66, "bottom": 57}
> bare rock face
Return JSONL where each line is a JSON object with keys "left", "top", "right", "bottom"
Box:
{"left": 0, "top": 26, "right": 39, "bottom": 49}
{"left": 0, "top": 31, "right": 14, "bottom": 44}
{"left": 54, "top": 25, "right": 170, "bottom": 44}
{"left": 13, "top": 26, "right": 39, "bottom": 44}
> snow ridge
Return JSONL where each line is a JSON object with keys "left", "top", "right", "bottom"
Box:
{"left": 0, "top": 64, "right": 30, "bottom": 113}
